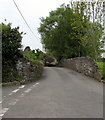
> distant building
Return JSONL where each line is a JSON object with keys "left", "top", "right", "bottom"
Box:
{"left": 24, "top": 46, "right": 31, "bottom": 52}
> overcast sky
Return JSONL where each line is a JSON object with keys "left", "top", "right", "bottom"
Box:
{"left": 0, "top": 0, "right": 72, "bottom": 50}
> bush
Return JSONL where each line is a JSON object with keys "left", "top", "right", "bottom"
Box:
{"left": 2, "top": 23, "right": 44, "bottom": 84}
{"left": 97, "top": 62, "right": 105, "bottom": 80}
{"left": 2, "top": 23, "right": 24, "bottom": 83}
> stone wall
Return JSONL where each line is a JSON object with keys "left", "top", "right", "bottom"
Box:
{"left": 16, "top": 57, "right": 44, "bottom": 82}
{"left": 61, "top": 56, "right": 102, "bottom": 80}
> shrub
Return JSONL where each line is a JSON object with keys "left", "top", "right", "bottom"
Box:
{"left": 2, "top": 23, "right": 24, "bottom": 83}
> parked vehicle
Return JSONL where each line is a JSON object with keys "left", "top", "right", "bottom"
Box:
{"left": 44, "top": 56, "right": 57, "bottom": 66}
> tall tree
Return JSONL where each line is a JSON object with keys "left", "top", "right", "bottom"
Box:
{"left": 70, "top": 1, "right": 103, "bottom": 23}
{"left": 73, "top": 1, "right": 103, "bottom": 60}
{"left": 38, "top": 3, "right": 103, "bottom": 62}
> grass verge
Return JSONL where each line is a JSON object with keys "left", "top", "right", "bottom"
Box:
{"left": 1, "top": 80, "right": 26, "bottom": 87}
{"left": 97, "top": 62, "right": 105, "bottom": 82}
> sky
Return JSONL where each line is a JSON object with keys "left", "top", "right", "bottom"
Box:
{"left": 0, "top": 0, "right": 72, "bottom": 51}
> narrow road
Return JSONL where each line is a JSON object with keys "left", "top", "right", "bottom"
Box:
{"left": 1, "top": 67, "right": 103, "bottom": 118}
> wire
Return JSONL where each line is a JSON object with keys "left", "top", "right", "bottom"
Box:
{"left": 12, "top": 0, "right": 39, "bottom": 40}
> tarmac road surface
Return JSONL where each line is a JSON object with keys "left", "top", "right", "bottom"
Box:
{"left": 1, "top": 67, "right": 103, "bottom": 118}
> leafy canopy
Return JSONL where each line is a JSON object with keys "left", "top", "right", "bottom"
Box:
{"left": 38, "top": 3, "right": 103, "bottom": 61}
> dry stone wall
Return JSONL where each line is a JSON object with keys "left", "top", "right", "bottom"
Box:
{"left": 16, "top": 57, "right": 44, "bottom": 82}
{"left": 61, "top": 56, "right": 102, "bottom": 80}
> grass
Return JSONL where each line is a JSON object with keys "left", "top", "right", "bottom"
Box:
{"left": 1, "top": 80, "right": 26, "bottom": 87}
{"left": 97, "top": 61, "right": 105, "bottom": 80}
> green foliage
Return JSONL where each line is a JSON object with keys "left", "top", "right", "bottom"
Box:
{"left": 70, "top": 1, "right": 103, "bottom": 23}
{"left": 81, "top": 22, "right": 103, "bottom": 60}
{"left": 97, "top": 62, "right": 105, "bottom": 80}
{"left": 22, "top": 50, "right": 44, "bottom": 82}
{"left": 2, "top": 23, "right": 23, "bottom": 61}
{"left": 33, "top": 49, "right": 46, "bottom": 61}
{"left": 23, "top": 49, "right": 45, "bottom": 64}
{"left": 2, "top": 23, "right": 44, "bottom": 84}
{"left": 23, "top": 50, "right": 37, "bottom": 62}
{"left": 38, "top": 3, "right": 103, "bottom": 62}
{"left": 2, "top": 22, "right": 24, "bottom": 83}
